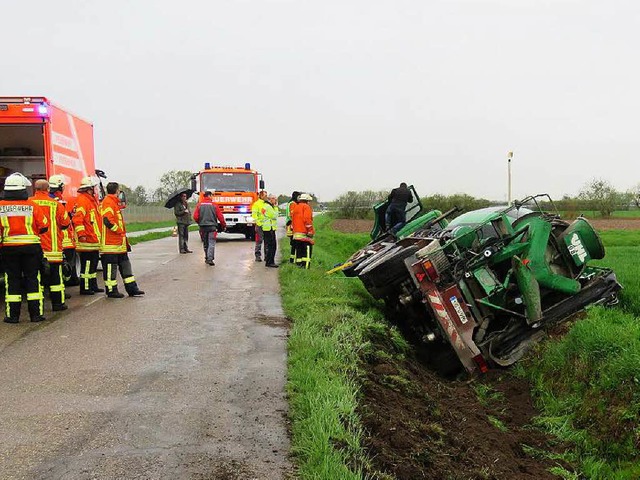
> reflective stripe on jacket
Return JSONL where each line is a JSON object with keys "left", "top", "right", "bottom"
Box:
{"left": 73, "top": 191, "right": 101, "bottom": 251}
{"left": 251, "top": 199, "right": 265, "bottom": 227}
{"left": 100, "top": 194, "right": 127, "bottom": 254}
{"left": 261, "top": 203, "right": 278, "bottom": 231}
{"left": 0, "top": 199, "right": 47, "bottom": 247}
{"left": 291, "top": 202, "right": 314, "bottom": 239}
{"left": 31, "top": 191, "right": 70, "bottom": 262}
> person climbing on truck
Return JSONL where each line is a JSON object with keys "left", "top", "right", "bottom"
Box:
{"left": 385, "top": 182, "right": 414, "bottom": 235}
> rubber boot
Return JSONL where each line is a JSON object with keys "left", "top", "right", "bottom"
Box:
{"left": 28, "top": 300, "right": 45, "bottom": 323}
{"left": 3, "top": 302, "right": 21, "bottom": 323}
{"left": 52, "top": 303, "right": 68, "bottom": 311}
{"left": 125, "top": 282, "right": 145, "bottom": 297}
{"left": 90, "top": 278, "right": 105, "bottom": 293}
{"left": 106, "top": 287, "right": 125, "bottom": 299}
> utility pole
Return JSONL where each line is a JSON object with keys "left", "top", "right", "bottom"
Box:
{"left": 507, "top": 151, "right": 513, "bottom": 204}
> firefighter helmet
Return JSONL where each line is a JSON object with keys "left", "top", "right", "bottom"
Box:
{"left": 298, "top": 193, "right": 313, "bottom": 201}
{"left": 79, "top": 176, "right": 98, "bottom": 189}
{"left": 48, "top": 174, "right": 65, "bottom": 189}
{"left": 3, "top": 172, "right": 32, "bottom": 191}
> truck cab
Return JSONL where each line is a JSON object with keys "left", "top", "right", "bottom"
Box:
{"left": 192, "top": 163, "right": 264, "bottom": 239}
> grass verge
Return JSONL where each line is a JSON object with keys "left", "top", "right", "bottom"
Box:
{"left": 279, "top": 215, "right": 395, "bottom": 478}
{"left": 128, "top": 225, "right": 199, "bottom": 245}
{"left": 127, "top": 220, "right": 176, "bottom": 232}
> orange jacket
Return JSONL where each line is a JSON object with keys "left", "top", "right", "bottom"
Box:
{"left": 291, "top": 202, "right": 314, "bottom": 242}
{"left": 30, "top": 191, "right": 70, "bottom": 262}
{"left": 72, "top": 191, "right": 102, "bottom": 251}
{"left": 0, "top": 199, "right": 48, "bottom": 247}
{"left": 100, "top": 194, "right": 127, "bottom": 254}
{"left": 53, "top": 191, "right": 76, "bottom": 249}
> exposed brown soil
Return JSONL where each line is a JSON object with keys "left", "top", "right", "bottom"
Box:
{"left": 332, "top": 217, "right": 640, "bottom": 234}
{"left": 359, "top": 352, "right": 570, "bottom": 480}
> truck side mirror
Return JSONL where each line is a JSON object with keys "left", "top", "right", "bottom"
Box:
{"left": 259, "top": 180, "right": 265, "bottom": 189}
{"left": 118, "top": 190, "right": 127, "bottom": 207}
{"left": 190, "top": 174, "right": 197, "bottom": 192}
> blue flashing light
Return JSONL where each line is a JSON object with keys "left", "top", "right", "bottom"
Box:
{"left": 204, "top": 162, "right": 211, "bottom": 169}
{"left": 38, "top": 104, "right": 48, "bottom": 115}
{"left": 238, "top": 206, "right": 248, "bottom": 213}
{"left": 244, "top": 162, "right": 251, "bottom": 170}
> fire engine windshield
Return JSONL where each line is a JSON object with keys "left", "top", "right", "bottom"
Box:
{"left": 201, "top": 173, "right": 256, "bottom": 193}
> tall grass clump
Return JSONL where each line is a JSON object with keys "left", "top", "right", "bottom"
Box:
{"left": 280, "top": 215, "right": 404, "bottom": 478}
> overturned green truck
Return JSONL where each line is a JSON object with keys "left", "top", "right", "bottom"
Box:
{"left": 342, "top": 192, "right": 621, "bottom": 374}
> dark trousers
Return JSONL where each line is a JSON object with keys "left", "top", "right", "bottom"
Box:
{"left": 254, "top": 226, "right": 264, "bottom": 259}
{"left": 385, "top": 204, "right": 407, "bottom": 234}
{"left": 199, "top": 228, "right": 217, "bottom": 262}
{"left": 293, "top": 240, "right": 313, "bottom": 269}
{"left": 263, "top": 229, "right": 277, "bottom": 266}
{"left": 78, "top": 250, "right": 100, "bottom": 293}
{"left": 3, "top": 244, "right": 44, "bottom": 320}
{"left": 177, "top": 223, "right": 190, "bottom": 252}
{"left": 63, "top": 248, "right": 79, "bottom": 286}
{"left": 101, "top": 253, "right": 137, "bottom": 294}
{"left": 289, "top": 236, "right": 296, "bottom": 263}
{"left": 45, "top": 262, "right": 66, "bottom": 307}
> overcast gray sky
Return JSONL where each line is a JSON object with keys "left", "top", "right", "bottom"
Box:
{"left": 1, "top": 0, "right": 638, "bottom": 201}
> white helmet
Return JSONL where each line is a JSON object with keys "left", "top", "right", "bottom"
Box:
{"left": 48, "top": 174, "right": 65, "bottom": 189}
{"left": 79, "top": 176, "right": 98, "bottom": 189}
{"left": 4, "top": 172, "right": 32, "bottom": 191}
{"left": 298, "top": 193, "right": 313, "bottom": 201}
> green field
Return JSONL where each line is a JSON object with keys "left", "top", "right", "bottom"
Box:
{"left": 559, "top": 210, "right": 640, "bottom": 219}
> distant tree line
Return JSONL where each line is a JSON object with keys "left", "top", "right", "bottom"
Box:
{"left": 327, "top": 177, "right": 640, "bottom": 220}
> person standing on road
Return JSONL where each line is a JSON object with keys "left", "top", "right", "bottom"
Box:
{"left": 0, "top": 173, "right": 49, "bottom": 323}
{"left": 100, "top": 182, "right": 145, "bottom": 298}
{"left": 285, "top": 191, "right": 300, "bottom": 264}
{"left": 31, "top": 179, "right": 71, "bottom": 311}
{"left": 262, "top": 194, "right": 279, "bottom": 268}
{"left": 251, "top": 190, "right": 267, "bottom": 262}
{"left": 194, "top": 190, "right": 226, "bottom": 266}
{"left": 385, "top": 182, "right": 413, "bottom": 235}
{"left": 292, "top": 193, "right": 315, "bottom": 269}
{"left": 49, "top": 175, "right": 80, "bottom": 287}
{"left": 72, "top": 176, "right": 104, "bottom": 295}
{"left": 174, "top": 192, "right": 193, "bottom": 254}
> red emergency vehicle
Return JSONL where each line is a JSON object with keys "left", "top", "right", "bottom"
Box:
{"left": 0, "top": 96, "right": 98, "bottom": 200}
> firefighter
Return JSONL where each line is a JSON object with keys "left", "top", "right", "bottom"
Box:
{"left": 0, "top": 173, "right": 49, "bottom": 323}
{"left": 49, "top": 175, "right": 80, "bottom": 287}
{"left": 285, "top": 191, "right": 300, "bottom": 263}
{"left": 100, "top": 182, "right": 145, "bottom": 298}
{"left": 31, "top": 179, "right": 71, "bottom": 311}
{"left": 261, "top": 194, "right": 279, "bottom": 268}
{"left": 292, "top": 193, "right": 315, "bottom": 269}
{"left": 72, "top": 176, "right": 104, "bottom": 295}
{"left": 251, "top": 190, "right": 267, "bottom": 262}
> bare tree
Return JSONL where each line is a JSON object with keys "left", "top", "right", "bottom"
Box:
{"left": 628, "top": 183, "right": 640, "bottom": 208}
{"left": 578, "top": 178, "right": 621, "bottom": 217}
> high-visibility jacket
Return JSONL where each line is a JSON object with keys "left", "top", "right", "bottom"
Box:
{"left": 251, "top": 198, "right": 266, "bottom": 227}
{"left": 285, "top": 200, "right": 297, "bottom": 237}
{"left": 100, "top": 194, "right": 127, "bottom": 254}
{"left": 261, "top": 203, "right": 278, "bottom": 231}
{"left": 53, "top": 191, "right": 76, "bottom": 249}
{"left": 30, "top": 191, "right": 70, "bottom": 262}
{"left": 73, "top": 191, "right": 102, "bottom": 251}
{"left": 291, "top": 202, "right": 314, "bottom": 243}
{"left": 0, "top": 199, "right": 48, "bottom": 247}
{"left": 285, "top": 200, "right": 296, "bottom": 223}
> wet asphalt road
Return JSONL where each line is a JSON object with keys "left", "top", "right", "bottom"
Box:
{"left": 0, "top": 234, "right": 292, "bottom": 479}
